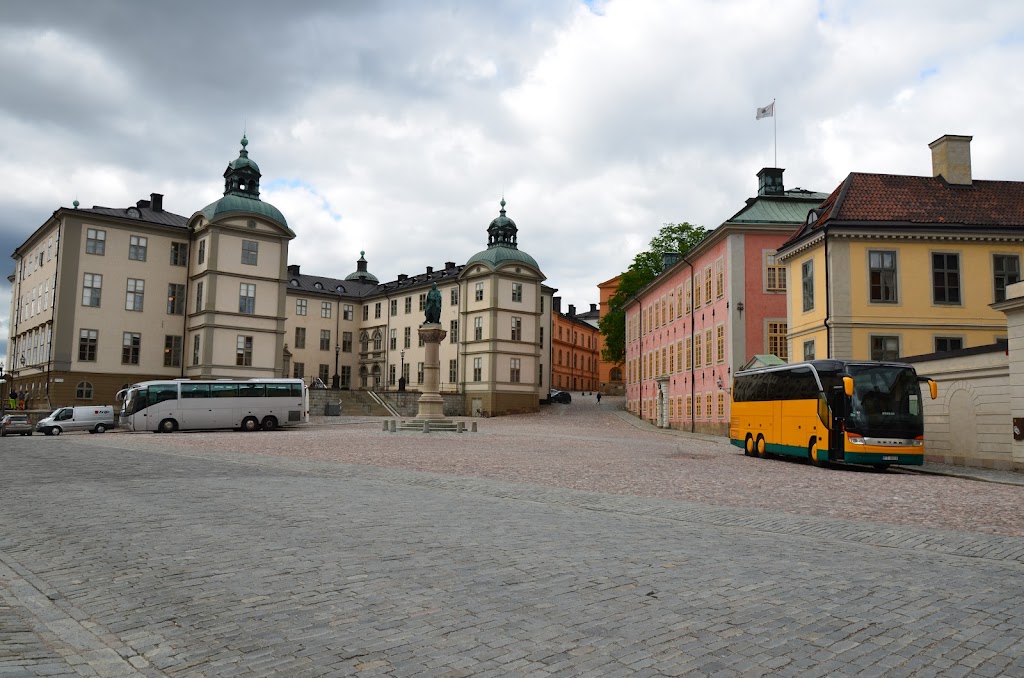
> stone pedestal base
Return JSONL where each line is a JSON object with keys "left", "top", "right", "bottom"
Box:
{"left": 416, "top": 324, "right": 448, "bottom": 420}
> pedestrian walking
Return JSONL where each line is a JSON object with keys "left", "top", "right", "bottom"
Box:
{"left": 596, "top": 392, "right": 602, "bottom": 404}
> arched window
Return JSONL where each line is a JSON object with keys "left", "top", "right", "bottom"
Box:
{"left": 76, "top": 381, "right": 93, "bottom": 399}
{"left": 610, "top": 367, "right": 623, "bottom": 382}
{"left": 372, "top": 331, "right": 382, "bottom": 351}
{"left": 360, "top": 332, "right": 369, "bottom": 352}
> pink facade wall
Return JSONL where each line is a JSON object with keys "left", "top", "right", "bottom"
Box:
{"left": 742, "top": 233, "right": 790, "bottom": 363}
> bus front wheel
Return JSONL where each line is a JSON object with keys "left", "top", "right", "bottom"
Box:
{"left": 159, "top": 419, "right": 177, "bottom": 434}
{"left": 744, "top": 434, "right": 755, "bottom": 456}
{"left": 241, "top": 416, "right": 259, "bottom": 432}
{"left": 261, "top": 416, "right": 278, "bottom": 432}
{"left": 755, "top": 434, "right": 766, "bottom": 457}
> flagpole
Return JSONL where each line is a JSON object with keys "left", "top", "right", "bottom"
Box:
{"left": 773, "top": 98, "right": 777, "bottom": 167}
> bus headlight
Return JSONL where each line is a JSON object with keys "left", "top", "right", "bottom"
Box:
{"left": 848, "top": 434, "right": 865, "bottom": 445}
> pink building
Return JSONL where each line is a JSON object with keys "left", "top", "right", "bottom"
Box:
{"left": 624, "top": 169, "right": 827, "bottom": 435}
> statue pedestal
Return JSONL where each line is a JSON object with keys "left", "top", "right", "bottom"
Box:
{"left": 416, "top": 323, "right": 448, "bottom": 419}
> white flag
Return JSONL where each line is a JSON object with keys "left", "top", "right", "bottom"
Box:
{"left": 756, "top": 101, "right": 774, "bottom": 120}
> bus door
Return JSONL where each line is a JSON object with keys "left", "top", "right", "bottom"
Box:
{"left": 828, "top": 387, "right": 847, "bottom": 462}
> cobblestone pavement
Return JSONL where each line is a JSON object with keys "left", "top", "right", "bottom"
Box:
{"left": 1, "top": 398, "right": 1023, "bottom": 677}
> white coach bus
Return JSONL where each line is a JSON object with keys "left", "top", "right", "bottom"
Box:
{"left": 118, "top": 378, "right": 309, "bottom": 433}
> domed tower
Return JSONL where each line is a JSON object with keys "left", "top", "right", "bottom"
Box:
{"left": 186, "top": 136, "right": 295, "bottom": 379}
{"left": 345, "top": 251, "right": 379, "bottom": 284}
{"left": 459, "top": 199, "right": 548, "bottom": 416}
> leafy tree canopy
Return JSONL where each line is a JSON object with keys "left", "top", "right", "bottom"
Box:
{"left": 599, "top": 222, "right": 706, "bottom": 364}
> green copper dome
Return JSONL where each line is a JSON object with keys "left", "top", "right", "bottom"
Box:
{"left": 228, "top": 135, "right": 261, "bottom": 173}
{"left": 466, "top": 199, "right": 540, "bottom": 271}
{"left": 200, "top": 194, "right": 292, "bottom": 233}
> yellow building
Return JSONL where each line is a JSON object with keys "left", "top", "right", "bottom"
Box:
{"left": 777, "top": 135, "right": 1024, "bottom": 361}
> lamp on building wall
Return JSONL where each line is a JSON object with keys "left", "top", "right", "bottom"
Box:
{"left": 332, "top": 343, "right": 340, "bottom": 389}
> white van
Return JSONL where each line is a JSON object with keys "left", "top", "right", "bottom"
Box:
{"left": 36, "top": 406, "right": 117, "bottom": 436}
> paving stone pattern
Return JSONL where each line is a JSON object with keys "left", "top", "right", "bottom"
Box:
{"left": 1, "top": 402, "right": 1023, "bottom": 676}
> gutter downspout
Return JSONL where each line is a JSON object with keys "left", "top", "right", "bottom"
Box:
{"left": 45, "top": 215, "right": 63, "bottom": 410}
{"left": 183, "top": 224, "right": 194, "bottom": 378}
{"left": 824, "top": 227, "right": 831, "bottom": 357}
{"left": 681, "top": 253, "right": 696, "bottom": 433}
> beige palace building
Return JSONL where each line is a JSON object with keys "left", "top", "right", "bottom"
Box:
{"left": 5, "top": 139, "right": 551, "bottom": 416}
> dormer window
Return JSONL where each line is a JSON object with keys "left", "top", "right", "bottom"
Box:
{"left": 314, "top": 282, "right": 323, "bottom": 290}
{"left": 290, "top": 279, "right": 299, "bottom": 287}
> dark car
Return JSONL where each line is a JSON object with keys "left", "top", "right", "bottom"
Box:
{"left": 549, "top": 390, "right": 572, "bottom": 404}
{"left": 1, "top": 413, "right": 34, "bottom": 436}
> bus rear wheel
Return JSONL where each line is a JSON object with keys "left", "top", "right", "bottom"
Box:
{"left": 261, "top": 416, "right": 278, "bottom": 432}
{"left": 744, "top": 434, "right": 755, "bottom": 456}
{"left": 159, "top": 419, "right": 177, "bottom": 434}
{"left": 241, "top": 416, "right": 259, "bottom": 432}
{"left": 755, "top": 434, "right": 766, "bottom": 457}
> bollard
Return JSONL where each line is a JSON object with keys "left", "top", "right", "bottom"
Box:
{"left": 390, "top": 419, "right": 397, "bottom": 433}
{"left": 423, "top": 421, "right": 430, "bottom": 433}
{"left": 457, "top": 421, "right": 464, "bottom": 433}
{"left": 382, "top": 420, "right": 389, "bottom": 432}
{"left": 471, "top": 422, "right": 478, "bottom": 433}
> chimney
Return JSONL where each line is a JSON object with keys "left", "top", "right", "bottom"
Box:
{"left": 136, "top": 199, "right": 151, "bottom": 209}
{"left": 929, "top": 134, "right": 973, "bottom": 185}
{"left": 757, "top": 167, "right": 784, "bottom": 196}
{"left": 590, "top": 303, "right": 597, "bottom": 313}
{"left": 568, "top": 304, "right": 576, "bottom": 317}
{"left": 445, "top": 261, "right": 455, "bottom": 270}
{"left": 287, "top": 264, "right": 300, "bottom": 275}
{"left": 397, "top": 274, "right": 408, "bottom": 282}
{"left": 150, "top": 193, "right": 164, "bottom": 212}
{"left": 426, "top": 266, "right": 433, "bottom": 275}
{"left": 553, "top": 296, "right": 562, "bottom": 314}
{"left": 661, "top": 252, "right": 681, "bottom": 272}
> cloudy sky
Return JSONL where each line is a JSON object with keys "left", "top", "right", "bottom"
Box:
{"left": 2, "top": 0, "right": 1023, "bottom": 360}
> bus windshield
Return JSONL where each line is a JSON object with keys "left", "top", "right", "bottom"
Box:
{"left": 845, "top": 364, "right": 923, "bottom": 438}
{"left": 122, "top": 388, "right": 148, "bottom": 416}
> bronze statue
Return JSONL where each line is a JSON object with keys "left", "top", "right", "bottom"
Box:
{"left": 424, "top": 281, "right": 442, "bottom": 324}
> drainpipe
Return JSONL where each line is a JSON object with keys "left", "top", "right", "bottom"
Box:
{"left": 824, "top": 227, "right": 831, "bottom": 357}
{"left": 681, "top": 253, "right": 696, "bottom": 433}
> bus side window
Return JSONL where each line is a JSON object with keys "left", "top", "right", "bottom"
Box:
{"left": 151, "top": 384, "right": 178, "bottom": 404}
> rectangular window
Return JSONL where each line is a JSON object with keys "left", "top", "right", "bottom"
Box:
{"left": 765, "top": 252, "right": 786, "bottom": 291}
{"left": 374, "top": 302, "right": 381, "bottom": 319}
{"left": 935, "top": 336, "right": 963, "bottom": 353}
{"left": 706, "top": 393, "right": 713, "bottom": 420}
{"left": 717, "top": 393, "right": 725, "bottom": 418}
{"left": 78, "top": 329, "right": 98, "bottom": 361}
{"left": 167, "top": 284, "right": 185, "bottom": 315}
{"left": 122, "top": 332, "right": 141, "bottom": 365}
{"left": 341, "top": 365, "right": 351, "bottom": 387}
{"left": 704, "top": 266, "right": 712, "bottom": 303}
{"left": 170, "top": 242, "right": 188, "bottom": 266}
{"left": 293, "top": 362, "right": 305, "bottom": 379}
{"left": 716, "top": 325, "right": 725, "bottom": 363}
{"left": 389, "top": 329, "right": 397, "bottom": 350}
{"left": 321, "top": 301, "right": 332, "bottom": 318}
{"left": 362, "top": 305, "right": 369, "bottom": 321}
{"left": 715, "top": 260, "right": 724, "bottom": 298}
{"left": 451, "top": 288, "right": 459, "bottom": 306}
{"left": 296, "top": 298, "right": 307, "bottom": 316}
{"left": 388, "top": 364, "right": 396, "bottom": 386}
{"left": 192, "top": 335, "right": 200, "bottom": 366}
{"left": 473, "top": 357, "right": 482, "bottom": 381}
{"left": 239, "top": 283, "right": 256, "bottom": 314}
{"left": 403, "top": 326, "right": 411, "bottom": 349}
{"left": 241, "top": 240, "right": 258, "bottom": 265}
{"left": 475, "top": 282, "right": 484, "bottom": 301}
{"left": 343, "top": 304, "right": 354, "bottom": 320}
{"left": 129, "top": 235, "right": 148, "bottom": 261}
{"left": 86, "top": 228, "right": 106, "bottom": 255}
{"left": 803, "top": 340, "right": 815, "bottom": 361}
{"left": 198, "top": 239, "right": 206, "bottom": 265}
{"left": 512, "top": 283, "right": 523, "bottom": 302}
{"left": 295, "top": 327, "right": 306, "bottom": 349}
{"left": 694, "top": 334, "right": 703, "bottom": 369}
{"left": 994, "top": 254, "right": 1021, "bottom": 303}
{"left": 402, "top": 362, "right": 410, "bottom": 384}
{"left": 871, "top": 335, "right": 900, "bottom": 361}
{"left": 321, "top": 329, "right": 331, "bottom": 351}
{"left": 685, "top": 336, "right": 692, "bottom": 371}
{"left": 474, "top": 317, "right": 483, "bottom": 341}
{"left": 414, "top": 293, "right": 423, "bottom": 312}
{"left": 695, "top": 392, "right": 703, "bottom": 418}
{"left": 802, "top": 260, "right": 814, "bottom": 312}
{"left": 164, "top": 335, "right": 182, "bottom": 367}
{"left": 768, "top": 321, "right": 788, "bottom": 361}
{"left": 869, "top": 250, "right": 898, "bottom": 303}
{"left": 236, "top": 335, "right": 253, "bottom": 366}
{"left": 705, "top": 329, "right": 712, "bottom": 366}
{"left": 510, "top": 358, "right": 521, "bottom": 383}
{"left": 685, "top": 284, "right": 692, "bottom": 313}
{"left": 319, "top": 364, "right": 330, "bottom": 383}
{"left": 449, "top": 359, "right": 458, "bottom": 384}
{"left": 694, "top": 272, "right": 702, "bottom": 308}
{"left": 685, "top": 395, "right": 693, "bottom": 418}
{"left": 450, "top": 320, "right": 458, "bottom": 343}
{"left": 932, "top": 253, "right": 961, "bottom": 304}
{"left": 417, "top": 362, "right": 425, "bottom": 385}
{"left": 390, "top": 299, "right": 398, "bottom": 316}
{"left": 342, "top": 331, "right": 352, "bottom": 352}
{"left": 82, "top": 273, "right": 102, "bottom": 306}
{"left": 196, "top": 281, "right": 204, "bottom": 312}
{"left": 125, "top": 278, "right": 144, "bottom": 311}
{"left": 511, "top": 316, "right": 522, "bottom": 341}
{"left": 404, "top": 297, "right": 412, "bottom": 314}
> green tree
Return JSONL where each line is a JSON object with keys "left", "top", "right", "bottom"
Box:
{"left": 599, "top": 222, "right": 706, "bottom": 364}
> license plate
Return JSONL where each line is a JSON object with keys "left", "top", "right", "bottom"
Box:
{"left": 882, "top": 455, "right": 899, "bottom": 461}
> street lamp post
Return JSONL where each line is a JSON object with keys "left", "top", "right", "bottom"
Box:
{"left": 399, "top": 350, "right": 406, "bottom": 392}
{"left": 0, "top": 362, "right": 5, "bottom": 416}
{"left": 332, "top": 343, "right": 340, "bottom": 389}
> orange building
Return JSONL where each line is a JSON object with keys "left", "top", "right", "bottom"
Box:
{"left": 551, "top": 298, "right": 600, "bottom": 393}
{"left": 597, "top": 274, "right": 624, "bottom": 394}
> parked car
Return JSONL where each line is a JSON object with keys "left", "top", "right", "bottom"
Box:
{"left": 36, "top": 406, "right": 116, "bottom": 435}
{"left": 549, "top": 390, "right": 572, "bottom": 404}
{"left": 1, "top": 413, "right": 34, "bottom": 436}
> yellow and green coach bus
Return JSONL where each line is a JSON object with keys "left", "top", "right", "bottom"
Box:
{"left": 730, "top": 360, "right": 937, "bottom": 470}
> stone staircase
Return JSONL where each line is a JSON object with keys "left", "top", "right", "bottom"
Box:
{"left": 308, "top": 389, "right": 393, "bottom": 417}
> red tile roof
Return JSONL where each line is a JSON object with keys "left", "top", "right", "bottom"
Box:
{"left": 781, "top": 173, "right": 1024, "bottom": 249}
